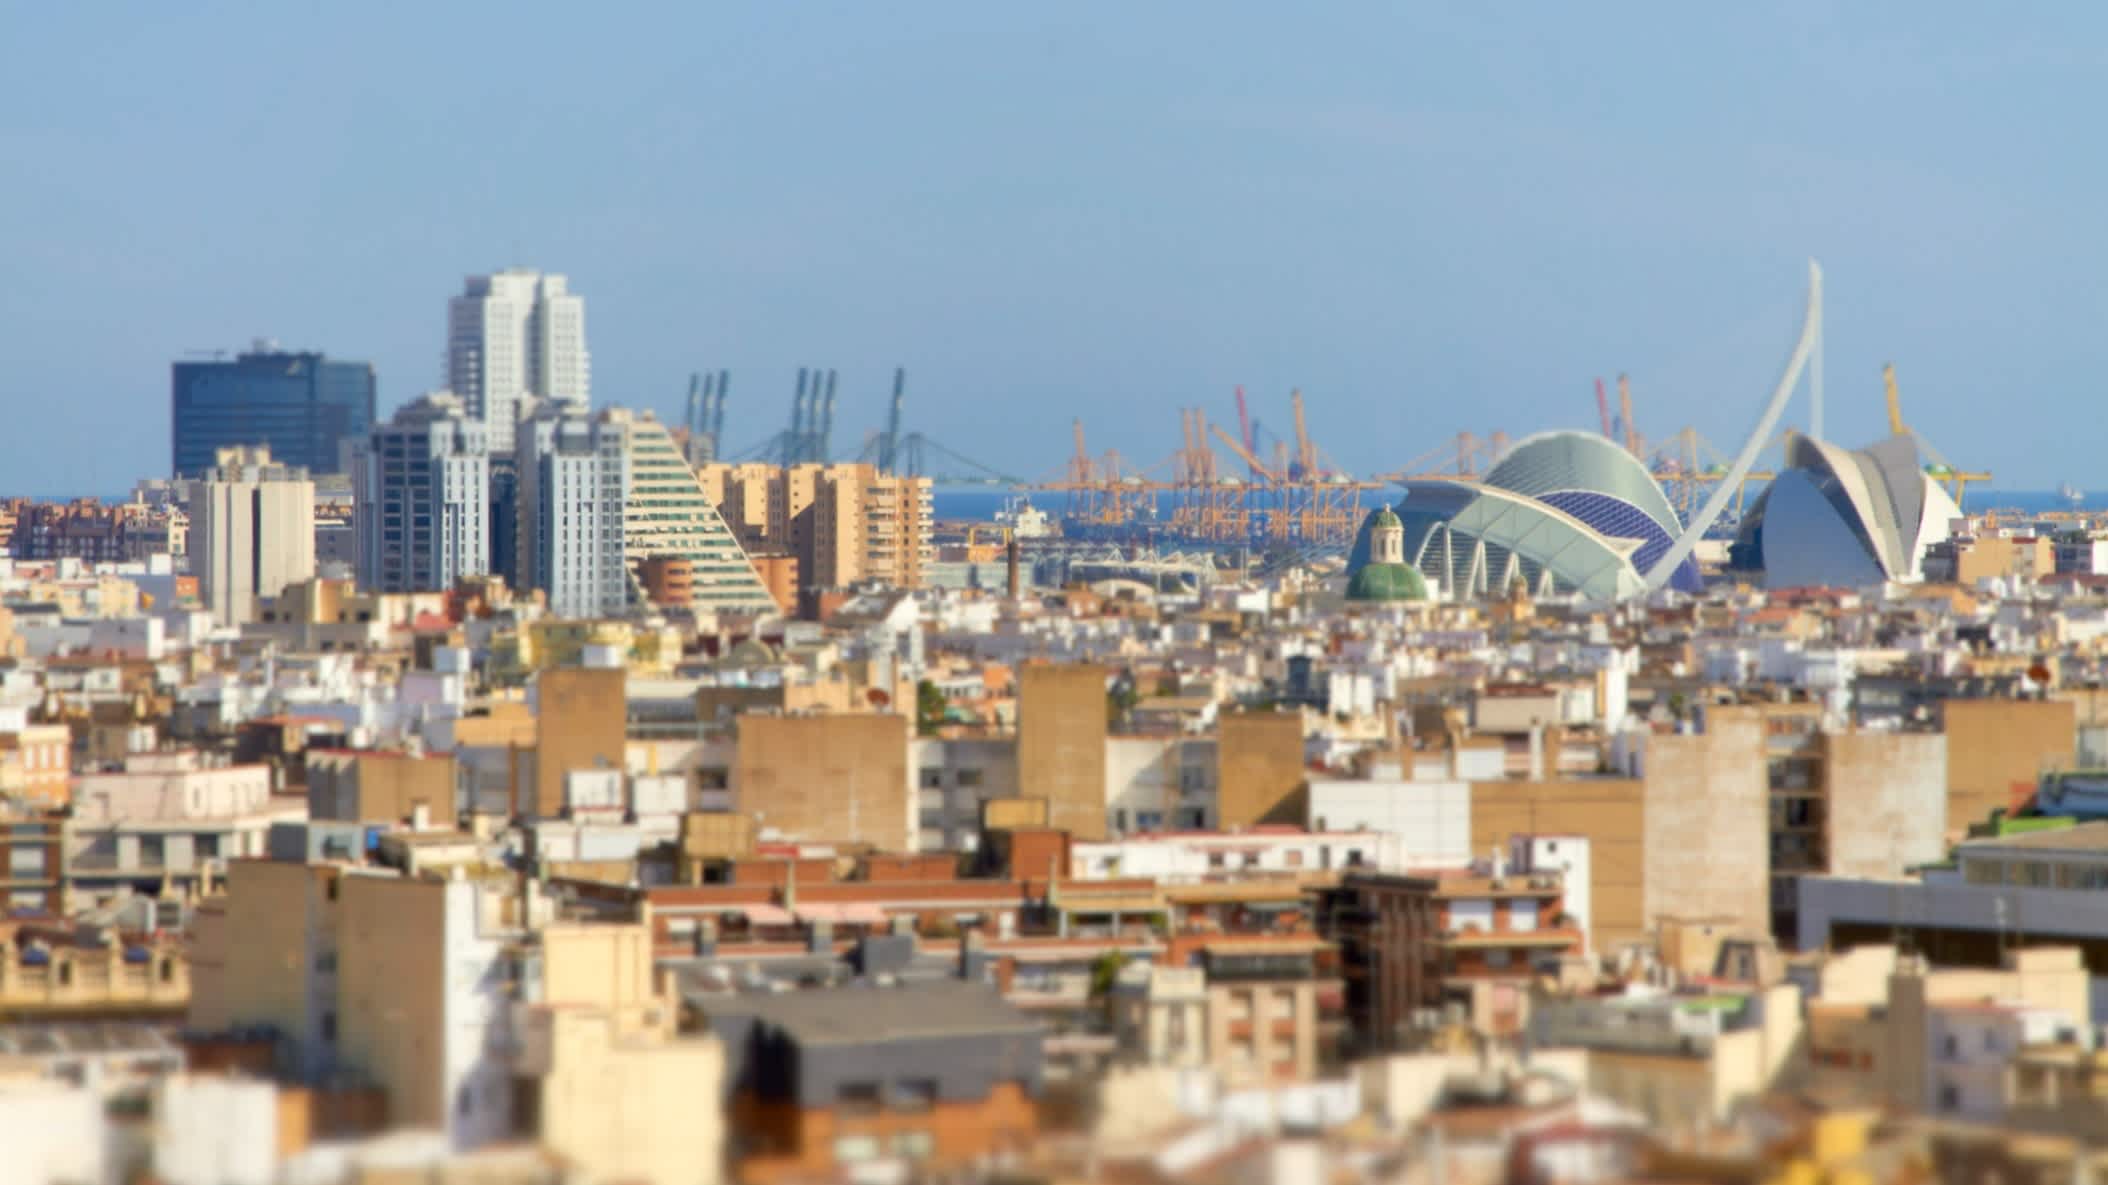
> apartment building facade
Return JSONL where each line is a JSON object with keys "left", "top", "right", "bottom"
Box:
{"left": 697, "top": 461, "right": 932, "bottom": 602}
{"left": 1319, "top": 864, "right": 1583, "bottom": 1049}
{"left": 192, "top": 445, "right": 316, "bottom": 627}
{"left": 352, "top": 393, "right": 492, "bottom": 594}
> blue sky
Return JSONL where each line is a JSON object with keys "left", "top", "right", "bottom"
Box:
{"left": 4, "top": 3, "right": 2105, "bottom": 493}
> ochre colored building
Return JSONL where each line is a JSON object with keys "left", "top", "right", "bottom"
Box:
{"left": 733, "top": 713, "right": 914, "bottom": 851}
{"left": 1216, "top": 711, "right": 1306, "bottom": 828}
{"left": 530, "top": 668, "right": 627, "bottom": 819}
{"left": 1017, "top": 663, "right": 1109, "bottom": 841}
{"left": 1944, "top": 698, "right": 2074, "bottom": 835}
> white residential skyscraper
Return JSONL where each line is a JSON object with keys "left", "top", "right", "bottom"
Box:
{"left": 446, "top": 269, "right": 590, "bottom": 453}
{"left": 512, "top": 404, "right": 778, "bottom": 616}
{"left": 515, "top": 400, "right": 630, "bottom": 618}
{"left": 353, "top": 392, "right": 491, "bottom": 592}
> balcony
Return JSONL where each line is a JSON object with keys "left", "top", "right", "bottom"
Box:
{"left": 1430, "top": 874, "right": 1564, "bottom": 900}
{"left": 1437, "top": 926, "right": 1581, "bottom": 950}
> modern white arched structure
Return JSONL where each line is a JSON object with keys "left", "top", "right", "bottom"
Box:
{"left": 1728, "top": 431, "right": 1965, "bottom": 588}
{"left": 1643, "top": 260, "right": 1825, "bottom": 592}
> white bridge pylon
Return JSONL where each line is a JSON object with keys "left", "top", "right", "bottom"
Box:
{"left": 1642, "top": 259, "right": 1824, "bottom": 593}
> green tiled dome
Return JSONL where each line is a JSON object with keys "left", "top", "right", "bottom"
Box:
{"left": 1346, "top": 561, "right": 1426, "bottom": 602}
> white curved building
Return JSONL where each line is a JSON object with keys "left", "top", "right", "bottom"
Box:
{"left": 1729, "top": 431, "right": 1963, "bottom": 588}
{"left": 1361, "top": 430, "right": 1700, "bottom": 600}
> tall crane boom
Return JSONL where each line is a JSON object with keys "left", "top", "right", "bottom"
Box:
{"left": 1210, "top": 423, "right": 1282, "bottom": 484}
{"left": 1234, "top": 386, "right": 1255, "bottom": 478}
{"left": 1617, "top": 374, "right": 1641, "bottom": 457}
{"left": 1594, "top": 378, "right": 1613, "bottom": 439}
{"left": 1884, "top": 362, "right": 1905, "bottom": 436}
{"left": 1291, "top": 389, "right": 1316, "bottom": 478}
{"left": 1070, "top": 420, "right": 1092, "bottom": 484}
{"left": 881, "top": 367, "right": 905, "bottom": 471}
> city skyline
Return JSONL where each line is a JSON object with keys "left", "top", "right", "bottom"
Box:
{"left": 10, "top": 4, "right": 2108, "bottom": 495}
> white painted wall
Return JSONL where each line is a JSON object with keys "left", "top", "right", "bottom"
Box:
{"left": 155, "top": 1075, "right": 278, "bottom": 1185}
{"left": 1306, "top": 778, "right": 1471, "bottom": 869}
{"left": 0, "top": 1082, "right": 104, "bottom": 1185}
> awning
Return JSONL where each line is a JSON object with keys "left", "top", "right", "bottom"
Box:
{"left": 739, "top": 905, "right": 795, "bottom": 926}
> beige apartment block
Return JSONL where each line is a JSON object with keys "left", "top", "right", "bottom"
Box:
{"left": 1018, "top": 663, "right": 1110, "bottom": 841}
{"left": 1644, "top": 707, "right": 1769, "bottom": 937}
{"left": 696, "top": 461, "right": 932, "bottom": 598}
{"left": 308, "top": 751, "right": 459, "bottom": 829}
{"left": 186, "top": 860, "right": 345, "bottom": 1065}
{"left": 193, "top": 446, "right": 316, "bottom": 627}
{"left": 1944, "top": 698, "right": 2075, "bottom": 836}
{"left": 1821, "top": 731, "right": 1948, "bottom": 880}
{"left": 527, "top": 668, "right": 627, "bottom": 820}
{"left": 733, "top": 713, "right": 915, "bottom": 851}
{"left": 1216, "top": 711, "right": 1306, "bottom": 828}
{"left": 1469, "top": 778, "right": 1646, "bottom": 951}
{"left": 1804, "top": 945, "right": 2090, "bottom": 1114}
{"left": 519, "top": 923, "right": 724, "bottom": 1185}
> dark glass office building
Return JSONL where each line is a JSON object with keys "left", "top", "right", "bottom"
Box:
{"left": 171, "top": 344, "right": 377, "bottom": 478}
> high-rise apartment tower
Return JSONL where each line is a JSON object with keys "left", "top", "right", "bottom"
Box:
{"left": 193, "top": 446, "right": 316, "bottom": 626}
{"left": 352, "top": 393, "right": 491, "bottom": 593}
{"left": 446, "top": 270, "right": 589, "bottom": 453}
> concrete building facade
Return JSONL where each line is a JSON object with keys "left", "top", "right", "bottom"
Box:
{"left": 697, "top": 461, "right": 933, "bottom": 601}
{"left": 353, "top": 393, "right": 491, "bottom": 593}
{"left": 1217, "top": 711, "right": 1307, "bottom": 828}
{"left": 447, "top": 269, "right": 589, "bottom": 454}
{"left": 734, "top": 713, "right": 915, "bottom": 852}
{"left": 1018, "top": 664, "right": 1109, "bottom": 842}
{"left": 193, "top": 446, "right": 316, "bottom": 627}
{"left": 514, "top": 402, "right": 629, "bottom": 618}
{"left": 1643, "top": 709, "right": 1770, "bottom": 937}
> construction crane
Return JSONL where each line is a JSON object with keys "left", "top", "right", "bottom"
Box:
{"left": 1595, "top": 378, "right": 1614, "bottom": 440}
{"left": 1883, "top": 362, "right": 1991, "bottom": 505}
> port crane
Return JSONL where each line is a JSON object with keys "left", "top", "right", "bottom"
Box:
{"left": 1885, "top": 363, "right": 1991, "bottom": 506}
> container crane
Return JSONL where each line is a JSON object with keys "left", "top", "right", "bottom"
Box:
{"left": 1209, "top": 422, "right": 1283, "bottom": 483}
{"left": 1595, "top": 378, "right": 1614, "bottom": 440}
{"left": 1291, "top": 388, "right": 1318, "bottom": 479}
{"left": 1234, "top": 386, "right": 1256, "bottom": 478}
